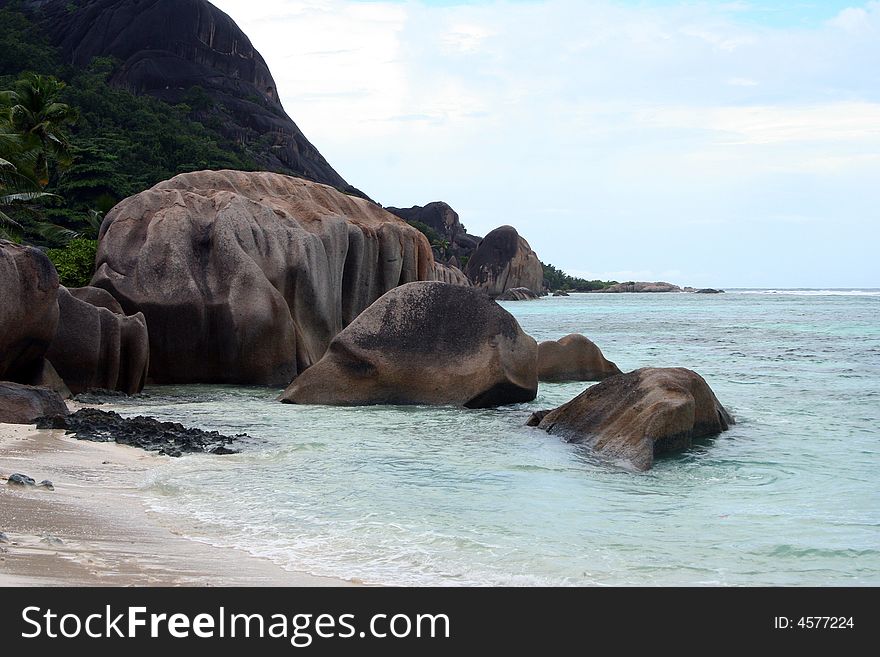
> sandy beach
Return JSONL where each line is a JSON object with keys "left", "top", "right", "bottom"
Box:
{"left": 0, "top": 422, "right": 349, "bottom": 587}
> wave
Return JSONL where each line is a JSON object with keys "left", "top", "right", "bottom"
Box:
{"left": 730, "top": 289, "right": 880, "bottom": 297}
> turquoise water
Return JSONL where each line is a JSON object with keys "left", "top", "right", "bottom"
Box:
{"left": 106, "top": 291, "right": 880, "bottom": 586}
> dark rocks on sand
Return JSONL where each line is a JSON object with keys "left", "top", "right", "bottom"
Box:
{"left": 38, "top": 480, "right": 55, "bottom": 491}
{"left": 91, "top": 170, "right": 433, "bottom": 385}
{"left": 0, "top": 240, "right": 60, "bottom": 383}
{"left": 281, "top": 281, "right": 538, "bottom": 408}
{"left": 534, "top": 367, "right": 733, "bottom": 471}
{"left": 464, "top": 226, "right": 544, "bottom": 299}
{"left": 0, "top": 532, "right": 9, "bottom": 543}
{"left": 44, "top": 287, "right": 150, "bottom": 395}
{"left": 51, "top": 408, "right": 245, "bottom": 457}
{"left": 537, "top": 334, "right": 622, "bottom": 383}
{"left": 8, "top": 474, "right": 37, "bottom": 487}
{"left": 497, "top": 287, "right": 541, "bottom": 301}
{"left": 0, "top": 382, "right": 69, "bottom": 426}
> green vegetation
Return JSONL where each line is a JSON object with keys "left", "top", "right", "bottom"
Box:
{"left": 46, "top": 237, "right": 97, "bottom": 287}
{"left": 542, "top": 262, "right": 617, "bottom": 292}
{"left": 406, "top": 220, "right": 442, "bottom": 245}
{"left": 0, "top": 4, "right": 257, "bottom": 249}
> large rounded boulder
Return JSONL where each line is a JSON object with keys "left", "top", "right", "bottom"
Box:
{"left": 464, "top": 225, "right": 544, "bottom": 298}
{"left": 45, "top": 287, "right": 150, "bottom": 395}
{"left": 281, "top": 282, "right": 538, "bottom": 408}
{"left": 0, "top": 240, "right": 59, "bottom": 382}
{"left": 0, "top": 382, "right": 68, "bottom": 425}
{"left": 538, "top": 334, "right": 621, "bottom": 382}
{"left": 91, "top": 170, "right": 434, "bottom": 385}
{"left": 535, "top": 367, "right": 733, "bottom": 471}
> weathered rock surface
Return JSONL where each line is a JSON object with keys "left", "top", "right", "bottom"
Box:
{"left": 432, "top": 262, "right": 471, "bottom": 286}
{"left": 29, "top": 0, "right": 363, "bottom": 196}
{"left": 0, "top": 240, "right": 59, "bottom": 382}
{"left": 41, "top": 408, "right": 245, "bottom": 457}
{"left": 27, "top": 359, "right": 72, "bottom": 400}
{"left": 282, "top": 282, "right": 538, "bottom": 408}
{"left": 387, "top": 202, "right": 482, "bottom": 261}
{"left": 537, "top": 334, "right": 621, "bottom": 382}
{"left": 535, "top": 367, "right": 733, "bottom": 471}
{"left": 497, "top": 287, "right": 541, "bottom": 301}
{"left": 45, "top": 287, "right": 150, "bottom": 395}
{"left": 465, "top": 226, "right": 544, "bottom": 298}
{"left": 0, "top": 382, "right": 68, "bottom": 425}
{"left": 69, "top": 286, "right": 125, "bottom": 314}
{"left": 91, "top": 170, "right": 434, "bottom": 385}
{"left": 598, "top": 281, "right": 682, "bottom": 293}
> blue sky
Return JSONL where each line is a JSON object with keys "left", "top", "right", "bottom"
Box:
{"left": 211, "top": 0, "right": 880, "bottom": 287}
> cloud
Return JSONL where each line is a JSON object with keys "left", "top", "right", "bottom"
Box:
{"left": 210, "top": 0, "right": 880, "bottom": 287}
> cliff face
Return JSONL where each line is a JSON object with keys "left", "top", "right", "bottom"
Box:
{"left": 26, "top": 0, "right": 364, "bottom": 196}
{"left": 386, "top": 202, "right": 482, "bottom": 261}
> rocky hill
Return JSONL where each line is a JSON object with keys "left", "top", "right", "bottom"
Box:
{"left": 12, "top": 0, "right": 364, "bottom": 197}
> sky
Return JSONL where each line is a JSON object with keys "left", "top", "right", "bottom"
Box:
{"left": 210, "top": 0, "right": 880, "bottom": 287}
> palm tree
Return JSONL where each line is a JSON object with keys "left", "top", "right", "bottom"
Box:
{"left": 0, "top": 73, "right": 77, "bottom": 187}
{"left": 0, "top": 157, "right": 56, "bottom": 240}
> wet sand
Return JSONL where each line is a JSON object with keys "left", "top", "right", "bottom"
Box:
{"left": 0, "top": 423, "right": 350, "bottom": 587}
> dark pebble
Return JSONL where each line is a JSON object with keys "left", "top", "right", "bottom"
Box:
{"left": 38, "top": 480, "right": 55, "bottom": 491}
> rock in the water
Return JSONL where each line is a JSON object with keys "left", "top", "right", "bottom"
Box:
{"left": 281, "top": 281, "right": 538, "bottom": 408}
{"left": 497, "top": 287, "right": 541, "bottom": 301}
{"left": 44, "top": 287, "right": 150, "bottom": 395}
{"left": 526, "top": 410, "right": 551, "bottom": 427}
{"left": 432, "top": 262, "right": 471, "bottom": 287}
{"left": 552, "top": 290, "right": 570, "bottom": 297}
{"left": 536, "top": 367, "right": 733, "bottom": 471}
{"left": 695, "top": 288, "right": 725, "bottom": 294}
{"left": 598, "top": 281, "right": 682, "bottom": 293}
{"left": 537, "top": 334, "right": 622, "bottom": 383}
{"left": 68, "top": 286, "right": 125, "bottom": 314}
{"left": 0, "top": 382, "right": 68, "bottom": 426}
{"left": 91, "top": 170, "right": 434, "bottom": 385}
{"left": 464, "top": 226, "right": 544, "bottom": 299}
{"left": 0, "top": 240, "right": 60, "bottom": 383}
{"left": 8, "top": 473, "right": 37, "bottom": 487}
{"left": 37, "top": 480, "right": 55, "bottom": 491}
{"left": 60, "top": 408, "right": 245, "bottom": 457}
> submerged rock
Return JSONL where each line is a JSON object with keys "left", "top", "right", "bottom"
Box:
{"left": 695, "top": 288, "right": 725, "bottom": 294}
{"left": 0, "top": 382, "right": 68, "bottom": 426}
{"left": 552, "top": 290, "right": 570, "bottom": 297}
{"left": 281, "top": 281, "right": 538, "bottom": 408}
{"left": 53, "top": 408, "right": 246, "bottom": 457}
{"left": 537, "top": 334, "right": 622, "bottom": 383}
{"left": 535, "top": 367, "right": 733, "bottom": 471}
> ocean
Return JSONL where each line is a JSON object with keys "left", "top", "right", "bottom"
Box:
{"left": 104, "top": 290, "right": 880, "bottom": 586}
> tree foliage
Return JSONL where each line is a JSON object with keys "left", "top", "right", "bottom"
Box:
{"left": 541, "top": 262, "right": 617, "bottom": 292}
